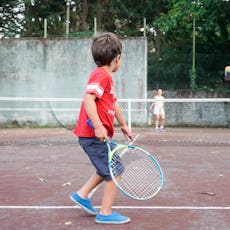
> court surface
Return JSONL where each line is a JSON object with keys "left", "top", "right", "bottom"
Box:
{"left": 0, "top": 127, "right": 229, "bottom": 230}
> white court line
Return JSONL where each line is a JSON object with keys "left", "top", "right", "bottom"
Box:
{"left": 0, "top": 206, "right": 229, "bottom": 210}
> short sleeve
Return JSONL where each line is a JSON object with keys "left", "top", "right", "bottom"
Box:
{"left": 86, "top": 71, "right": 110, "bottom": 99}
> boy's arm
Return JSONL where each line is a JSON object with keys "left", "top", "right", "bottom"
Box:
{"left": 83, "top": 93, "right": 109, "bottom": 142}
{"left": 114, "top": 101, "right": 133, "bottom": 141}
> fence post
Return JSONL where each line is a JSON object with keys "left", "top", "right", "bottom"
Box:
{"left": 65, "top": 0, "right": 71, "bottom": 37}
{"left": 94, "top": 17, "right": 97, "bottom": 36}
{"left": 128, "top": 99, "right": 131, "bottom": 129}
{"left": 44, "top": 18, "right": 47, "bottom": 38}
{"left": 143, "top": 17, "right": 146, "bottom": 37}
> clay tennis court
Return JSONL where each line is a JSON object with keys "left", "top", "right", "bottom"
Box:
{"left": 0, "top": 127, "right": 229, "bottom": 229}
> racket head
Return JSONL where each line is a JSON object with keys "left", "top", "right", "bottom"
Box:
{"left": 107, "top": 142, "right": 163, "bottom": 200}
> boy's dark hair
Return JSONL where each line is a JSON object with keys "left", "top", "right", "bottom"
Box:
{"left": 91, "top": 32, "right": 122, "bottom": 67}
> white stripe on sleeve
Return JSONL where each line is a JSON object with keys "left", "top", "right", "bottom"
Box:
{"left": 86, "top": 83, "right": 104, "bottom": 97}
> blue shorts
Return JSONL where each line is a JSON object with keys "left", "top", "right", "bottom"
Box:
{"left": 78, "top": 137, "right": 112, "bottom": 181}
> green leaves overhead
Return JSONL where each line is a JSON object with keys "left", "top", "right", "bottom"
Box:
{"left": 154, "top": 0, "right": 229, "bottom": 46}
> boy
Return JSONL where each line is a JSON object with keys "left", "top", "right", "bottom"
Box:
{"left": 70, "top": 32, "right": 133, "bottom": 224}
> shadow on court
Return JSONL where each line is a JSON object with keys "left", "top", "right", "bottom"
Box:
{"left": 0, "top": 127, "right": 229, "bottom": 230}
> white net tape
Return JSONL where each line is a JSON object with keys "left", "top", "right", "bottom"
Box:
{"left": 0, "top": 97, "right": 229, "bottom": 128}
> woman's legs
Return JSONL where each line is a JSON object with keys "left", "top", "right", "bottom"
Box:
{"left": 154, "top": 114, "right": 160, "bottom": 129}
{"left": 159, "top": 114, "right": 165, "bottom": 129}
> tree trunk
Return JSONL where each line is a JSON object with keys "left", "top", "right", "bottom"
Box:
{"left": 96, "top": 0, "right": 104, "bottom": 32}
{"left": 81, "top": 0, "right": 88, "bottom": 31}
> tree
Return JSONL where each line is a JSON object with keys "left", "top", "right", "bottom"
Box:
{"left": 23, "top": 0, "right": 66, "bottom": 37}
{"left": 0, "top": 0, "right": 25, "bottom": 38}
{"left": 152, "top": 0, "right": 230, "bottom": 90}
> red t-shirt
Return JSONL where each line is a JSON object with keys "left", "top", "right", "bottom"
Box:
{"left": 73, "top": 67, "right": 117, "bottom": 138}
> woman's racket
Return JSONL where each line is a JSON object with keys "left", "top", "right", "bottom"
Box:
{"left": 87, "top": 119, "right": 163, "bottom": 200}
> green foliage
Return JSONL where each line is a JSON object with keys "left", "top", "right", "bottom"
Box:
{"left": 151, "top": 0, "right": 230, "bottom": 91}
{"left": 0, "top": 0, "right": 25, "bottom": 38}
{"left": 22, "top": 0, "right": 66, "bottom": 37}
{"left": 189, "top": 69, "right": 197, "bottom": 90}
{"left": 148, "top": 45, "right": 192, "bottom": 90}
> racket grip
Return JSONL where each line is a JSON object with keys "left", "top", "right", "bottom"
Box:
{"left": 87, "top": 119, "right": 95, "bottom": 130}
{"left": 87, "top": 119, "right": 114, "bottom": 145}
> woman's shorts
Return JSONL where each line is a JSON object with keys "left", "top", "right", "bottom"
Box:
{"left": 154, "top": 107, "right": 165, "bottom": 115}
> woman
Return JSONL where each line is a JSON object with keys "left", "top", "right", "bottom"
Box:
{"left": 149, "top": 89, "right": 165, "bottom": 131}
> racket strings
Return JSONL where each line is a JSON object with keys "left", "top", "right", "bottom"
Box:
{"left": 122, "top": 158, "right": 161, "bottom": 197}
{"left": 110, "top": 147, "right": 162, "bottom": 200}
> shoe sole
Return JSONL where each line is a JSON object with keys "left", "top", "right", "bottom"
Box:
{"left": 69, "top": 195, "right": 97, "bottom": 215}
{"left": 95, "top": 218, "right": 131, "bottom": 224}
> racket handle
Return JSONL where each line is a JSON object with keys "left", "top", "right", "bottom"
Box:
{"left": 87, "top": 119, "right": 113, "bottom": 144}
{"left": 86, "top": 119, "right": 118, "bottom": 147}
{"left": 87, "top": 119, "right": 95, "bottom": 130}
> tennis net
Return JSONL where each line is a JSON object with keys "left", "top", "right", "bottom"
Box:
{"left": 0, "top": 97, "right": 229, "bottom": 128}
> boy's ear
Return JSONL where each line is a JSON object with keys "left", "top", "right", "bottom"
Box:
{"left": 117, "top": 54, "right": 121, "bottom": 60}
{"left": 114, "top": 55, "right": 121, "bottom": 63}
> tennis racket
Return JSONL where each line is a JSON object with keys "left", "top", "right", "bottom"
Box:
{"left": 147, "top": 112, "right": 153, "bottom": 126}
{"left": 87, "top": 119, "right": 163, "bottom": 200}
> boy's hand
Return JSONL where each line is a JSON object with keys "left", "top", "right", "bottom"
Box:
{"left": 94, "top": 125, "right": 110, "bottom": 143}
{"left": 120, "top": 124, "right": 133, "bottom": 141}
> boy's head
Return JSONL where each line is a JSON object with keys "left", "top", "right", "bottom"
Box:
{"left": 91, "top": 32, "right": 122, "bottom": 67}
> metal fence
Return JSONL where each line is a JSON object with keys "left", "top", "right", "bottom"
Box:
{"left": 0, "top": 97, "right": 230, "bottom": 128}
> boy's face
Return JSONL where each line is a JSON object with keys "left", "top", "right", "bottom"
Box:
{"left": 112, "top": 55, "right": 121, "bottom": 72}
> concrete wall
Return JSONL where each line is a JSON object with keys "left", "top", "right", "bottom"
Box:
{"left": 0, "top": 37, "right": 147, "bottom": 98}
{"left": 0, "top": 38, "right": 229, "bottom": 127}
{"left": 0, "top": 37, "right": 147, "bottom": 126}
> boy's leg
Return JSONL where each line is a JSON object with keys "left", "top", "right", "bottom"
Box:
{"left": 77, "top": 172, "right": 103, "bottom": 199}
{"left": 95, "top": 179, "right": 131, "bottom": 224}
{"left": 70, "top": 173, "right": 103, "bottom": 215}
{"left": 100, "top": 179, "right": 118, "bottom": 215}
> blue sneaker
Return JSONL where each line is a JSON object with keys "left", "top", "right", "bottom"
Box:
{"left": 95, "top": 211, "right": 131, "bottom": 224}
{"left": 69, "top": 192, "right": 98, "bottom": 215}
